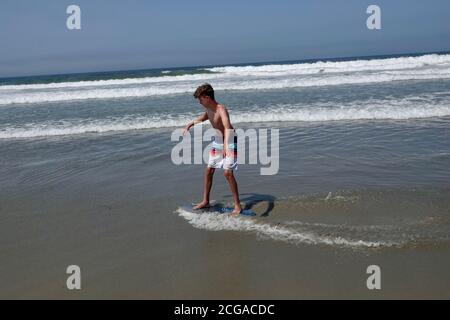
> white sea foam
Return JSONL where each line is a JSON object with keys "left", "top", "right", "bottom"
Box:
{"left": 207, "top": 54, "right": 450, "bottom": 75}
{"left": 0, "top": 73, "right": 219, "bottom": 91}
{"left": 176, "top": 208, "right": 397, "bottom": 248}
{"left": 1, "top": 72, "right": 450, "bottom": 106}
{"left": 2, "top": 53, "right": 449, "bottom": 91}
{"left": 1, "top": 98, "right": 449, "bottom": 139}
{"left": 0, "top": 115, "right": 193, "bottom": 139}
{"left": 1, "top": 54, "right": 450, "bottom": 105}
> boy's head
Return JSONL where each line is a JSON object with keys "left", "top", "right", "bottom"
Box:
{"left": 193, "top": 83, "right": 215, "bottom": 106}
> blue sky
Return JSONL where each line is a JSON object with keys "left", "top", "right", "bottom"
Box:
{"left": 1, "top": 0, "right": 450, "bottom": 77}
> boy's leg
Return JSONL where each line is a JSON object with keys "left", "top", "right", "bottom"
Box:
{"left": 193, "top": 166, "right": 215, "bottom": 209}
{"left": 223, "top": 170, "right": 242, "bottom": 215}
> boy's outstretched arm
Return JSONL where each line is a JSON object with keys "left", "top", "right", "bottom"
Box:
{"left": 183, "top": 112, "right": 208, "bottom": 134}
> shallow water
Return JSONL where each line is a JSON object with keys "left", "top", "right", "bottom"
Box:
{"left": 1, "top": 53, "right": 450, "bottom": 298}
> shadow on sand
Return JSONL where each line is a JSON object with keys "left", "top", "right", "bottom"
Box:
{"left": 224, "top": 193, "right": 276, "bottom": 217}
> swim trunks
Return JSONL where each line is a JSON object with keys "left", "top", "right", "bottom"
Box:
{"left": 207, "top": 135, "right": 238, "bottom": 170}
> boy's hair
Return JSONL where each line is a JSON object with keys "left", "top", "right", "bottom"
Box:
{"left": 193, "top": 83, "right": 215, "bottom": 100}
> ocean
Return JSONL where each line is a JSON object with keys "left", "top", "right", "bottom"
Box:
{"left": 1, "top": 52, "right": 449, "bottom": 298}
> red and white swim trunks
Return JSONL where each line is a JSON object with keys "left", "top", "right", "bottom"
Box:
{"left": 207, "top": 135, "right": 238, "bottom": 170}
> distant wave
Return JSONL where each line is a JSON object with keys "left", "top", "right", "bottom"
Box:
{"left": 1, "top": 54, "right": 450, "bottom": 105}
{"left": 207, "top": 53, "right": 450, "bottom": 75}
{"left": 1, "top": 96, "right": 449, "bottom": 139}
{"left": 0, "top": 69, "right": 216, "bottom": 90}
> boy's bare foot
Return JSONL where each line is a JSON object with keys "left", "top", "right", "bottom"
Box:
{"left": 193, "top": 201, "right": 210, "bottom": 210}
{"left": 230, "top": 206, "right": 242, "bottom": 217}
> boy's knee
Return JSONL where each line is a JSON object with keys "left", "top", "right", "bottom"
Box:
{"left": 223, "top": 170, "right": 233, "bottom": 179}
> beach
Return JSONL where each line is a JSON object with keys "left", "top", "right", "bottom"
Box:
{"left": 1, "top": 53, "right": 450, "bottom": 298}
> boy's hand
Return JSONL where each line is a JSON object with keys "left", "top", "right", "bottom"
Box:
{"left": 184, "top": 112, "right": 207, "bottom": 135}
{"left": 183, "top": 123, "right": 193, "bottom": 135}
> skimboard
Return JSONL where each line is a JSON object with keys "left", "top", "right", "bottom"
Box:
{"left": 181, "top": 204, "right": 257, "bottom": 217}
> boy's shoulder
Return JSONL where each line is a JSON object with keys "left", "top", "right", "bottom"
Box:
{"left": 216, "top": 103, "right": 228, "bottom": 112}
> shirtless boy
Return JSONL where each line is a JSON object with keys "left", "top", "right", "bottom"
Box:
{"left": 183, "top": 83, "right": 242, "bottom": 216}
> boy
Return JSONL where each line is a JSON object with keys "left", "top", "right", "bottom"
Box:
{"left": 183, "top": 83, "right": 242, "bottom": 216}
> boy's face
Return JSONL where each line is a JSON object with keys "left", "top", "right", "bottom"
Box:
{"left": 197, "top": 95, "right": 209, "bottom": 107}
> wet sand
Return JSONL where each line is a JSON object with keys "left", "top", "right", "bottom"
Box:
{"left": 1, "top": 122, "right": 449, "bottom": 299}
